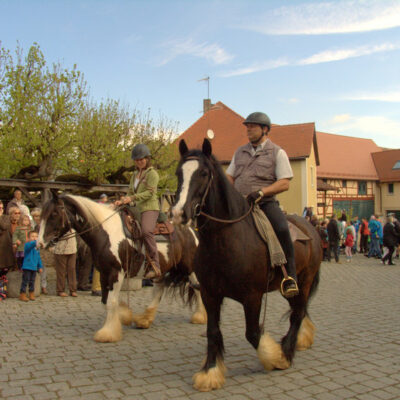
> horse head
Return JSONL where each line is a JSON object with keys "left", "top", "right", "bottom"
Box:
{"left": 172, "top": 139, "right": 214, "bottom": 225}
{"left": 38, "top": 191, "right": 73, "bottom": 248}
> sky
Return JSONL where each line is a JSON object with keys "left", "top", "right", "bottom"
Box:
{"left": 1, "top": 0, "right": 400, "bottom": 148}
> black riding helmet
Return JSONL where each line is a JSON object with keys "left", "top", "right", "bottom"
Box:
{"left": 131, "top": 143, "right": 150, "bottom": 160}
{"left": 243, "top": 112, "right": 271, "bottom": 131}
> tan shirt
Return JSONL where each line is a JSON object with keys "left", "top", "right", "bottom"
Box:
{"left": 52, "top": 229, "right": 77, "bottom": 255}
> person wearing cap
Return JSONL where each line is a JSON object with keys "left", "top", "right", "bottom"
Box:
{"left": 115, "top": 143, "right": 161, "bottom": 279}
{"left": 226, "top": 112, "right": 299, "bottom": 298}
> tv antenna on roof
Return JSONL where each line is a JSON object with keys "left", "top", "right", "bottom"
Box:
{"left": 198, "top": 76, "right": 210, "bottom": 98}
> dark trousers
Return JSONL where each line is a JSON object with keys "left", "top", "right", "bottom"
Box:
{"left": 259, "top": 201, "right": 297, "bottom": 280}
{"left": 328, "top": 240, "right": 339, "bottom": 262}
{"left": 20, "top": 270, "right": 37, "bottom": 293}
{"left": 382, "top": 246, "right": 395, "bottom": 264}
{"left": 360, "top": 234, "right": 369, "bottom": 253}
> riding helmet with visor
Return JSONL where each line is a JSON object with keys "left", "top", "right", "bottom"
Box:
{"left": 131, "top": 143, "right": 151, "bottom": 160}
{"left": 243, "top": 112, "right": 271, "bottom": 130}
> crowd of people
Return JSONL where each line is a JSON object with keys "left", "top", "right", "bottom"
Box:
{"left": 0, "top": 189, "right": 110, "bottom": 301}
{"left": 306, "top": 208, "right": 400, "bottom": 265}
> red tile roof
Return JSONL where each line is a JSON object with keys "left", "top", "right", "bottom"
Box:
{"left": 316, "top": 132, "right": 381, "bottom": 180}
{"left": 178, "top": 101, "right": 318, "bottom": 163}
{"left": 371, "top": 149, "right": 400, "bottom": 182}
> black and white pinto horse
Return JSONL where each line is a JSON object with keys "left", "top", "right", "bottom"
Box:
{"left": 38, "top": 193, "right": 206, "bottom": 343}
{"left": 172, "top": 139, "right": 321, "bottom": 391}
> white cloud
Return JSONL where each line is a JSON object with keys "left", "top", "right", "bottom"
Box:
{"left": 344, "top": 91, "right": 400, "bottom": 102}
{"left": 220, "top": 42, "right": 399, "bottom": 77}
{"left": 241, "top": 0, "right": 400, "bottom": 35}
{"left": 321, "top": 114, "right": 400, "bottom": 147}
{"left": 219, "top": 58, "right": 288, "bottom": 77}
{"left": 159, "top": 38, "right": 234, "bottom": 66}
{"left": 299, "top": 43, "right": 400, "bottom": 65}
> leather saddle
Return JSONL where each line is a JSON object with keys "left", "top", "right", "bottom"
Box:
{"left": 120, "top": 207, "right": 174, "bottom": 241}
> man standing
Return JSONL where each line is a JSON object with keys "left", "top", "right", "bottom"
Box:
{"left": 6, "top": 189, "right": 26, "bottom": 215}
{"left": 327, "top": 214, "right": 341, "bottom": 263}
{"left": 226, "top": 112, "right": 298, "bottom": 298}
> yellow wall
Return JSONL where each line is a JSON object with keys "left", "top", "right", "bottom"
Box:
{"left": 376, "top": 182, "right": 400, "bottom": 215}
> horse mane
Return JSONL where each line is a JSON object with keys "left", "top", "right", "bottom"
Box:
{"left": 181, "top": 149, "right": 248, "bottom": 218}
{"left": 62, "top": 195, "right": 116, "bottom": 227}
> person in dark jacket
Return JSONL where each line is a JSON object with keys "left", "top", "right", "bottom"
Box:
{"left": 327, "top": 214, "right": 341, "bottom": 263}
{"left": 0, "top": 200, "right": 15, "bottom": 272}
{"left": 382, "top": 216, "right": 400, "bottom": 265}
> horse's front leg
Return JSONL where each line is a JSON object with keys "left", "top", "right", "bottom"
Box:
{"left": 189, "top": 273, "right": 207, "bottom": 324}
{"left": 244, "top": 293, "right": 290, "bottom": 371}
{"left": 193, "top": 290, "right": 225, "bottom": 392}
{"left": 94, "top": 269, "right": 131, "bottom": 342}
{"left": 132, "top": 281, "right": 164, "bottom": 329}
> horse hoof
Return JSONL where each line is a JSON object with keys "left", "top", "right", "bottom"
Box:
{"left": 191, "top": 311, "right": 207, "bottom": 325}
{"left": 132, "top": 307, "right": 156, "bottom": 329}
{"left": 257, "top": 333, "right": 290, "bottom": 371}
{"left": 132, "top": 315, "right": 151, "bottom": 329}
{"left": 94, "top": 328, "right": 122, "bottom": 343}
{"left": 192, "top": 359, "right": 226, "bottom": 392}
{"left": 296, "top": 316, "right": 315, "bottom": 351}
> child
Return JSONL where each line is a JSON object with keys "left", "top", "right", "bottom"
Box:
{"left": 13, "top": 214, "right": 31, "bottom": 270}
{"left": 19, "top": 231, "right": 43, "bottom": 302}
{"left": 344, "top": 227, "right": 354, "bottom": 263}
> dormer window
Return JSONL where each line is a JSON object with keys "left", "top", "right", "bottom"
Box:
{"left": 393, "top": 160, "right": 400, "bottom": 170}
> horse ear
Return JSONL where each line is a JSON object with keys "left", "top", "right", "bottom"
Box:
{"left": 179, "top": 140, "right": 189, "bottom": 157}
{"left": 202, "top": 138, "right": 212, "bottom": 158}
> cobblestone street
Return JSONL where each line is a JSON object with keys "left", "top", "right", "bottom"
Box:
{"left": 1, "top": 254, "right": 400, "bottom": 399}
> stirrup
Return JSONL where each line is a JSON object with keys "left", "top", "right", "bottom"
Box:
{"left": 280, "top": 276, "right": 299, "bottom": 298}
{"left": 144, "top": 259, "right": 161, "bottom": 280}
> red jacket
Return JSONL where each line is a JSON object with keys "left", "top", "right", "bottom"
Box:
{"left": 345, "top": 233, "right": 354, "bottom": 247}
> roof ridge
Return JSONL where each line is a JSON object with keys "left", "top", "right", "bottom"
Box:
{"left": 317, "top": 131, "right": 378, "bottom": 144}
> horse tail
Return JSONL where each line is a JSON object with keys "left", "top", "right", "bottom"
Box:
{"left": 163, "top": 267, "right": 196, "bottom": 308}
{"left": 308, "top": 268, "right": 320, "bottom": 301}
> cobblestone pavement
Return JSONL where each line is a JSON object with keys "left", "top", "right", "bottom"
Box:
{"left": 1, "top": 253, "right": 400, "bottom": 400}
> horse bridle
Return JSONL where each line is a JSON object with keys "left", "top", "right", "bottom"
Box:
{"left": 182, "top": 156, "right": 253, "bottom": 225}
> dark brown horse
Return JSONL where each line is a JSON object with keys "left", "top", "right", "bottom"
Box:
{"left": 38, "top": 192, "right": 206, "bottom": 343}
{"left": 172, "top": 139, "right": 322, "bottom": 391}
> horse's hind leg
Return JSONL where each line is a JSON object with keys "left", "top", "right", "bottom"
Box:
{"left": 193, "top": 292, "right": 225, "bottom": 392}
{"left": 94, "top": 269, "right": 128, "bottom": 343}
{"left": 244, "top": 294, "right": 290, "bottom": 371}
{"left": 132, "top": 282, "right": 164, "bottom": 329}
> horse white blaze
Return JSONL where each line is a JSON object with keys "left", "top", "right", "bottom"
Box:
{"left": 172, "top": 160, "right": 199, "bottom": 222}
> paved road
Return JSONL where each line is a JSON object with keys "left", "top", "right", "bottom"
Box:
{"left": 1, "top": 254, "right": 400, "bottom": 399}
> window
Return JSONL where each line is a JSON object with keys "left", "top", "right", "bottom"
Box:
{"left": 388, "top": 183, "right": 394, "bottom": 194}
{"left": 393, "top": 161, "right": 400, "bottom": 170}
{"left": 358, "top": 181, "right": 367, "bottom": 195}
{"left": 342, "top": 180, "right": 347, "bottom": 188}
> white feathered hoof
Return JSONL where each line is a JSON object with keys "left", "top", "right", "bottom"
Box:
{"left": 118, "top": 302, "right": 134, "bottom": 326}
{"left": 191, "top": 310, "right": 207, "bottom": 325}
{"left": 192, "top": 358, "right": 226, "bottom": 392}
{"left": 132, "top": 307, "right": 156, "bottom": 329}
{"left": 93, "top": 326, "right": 122, "bottom": 343}
{"left": 296, "top": 316, "right": 315, "bottom": 351}
{"left": 257, "top": 333, "right": 290, "bottom": 371}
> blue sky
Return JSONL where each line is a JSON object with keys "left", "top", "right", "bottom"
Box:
{"left": 1, "top": 0, "right": 400, "bottom": 148}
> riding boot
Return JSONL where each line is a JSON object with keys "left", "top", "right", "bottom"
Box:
{"left": 280, "top": 259, "right": 299, "bottom": 298}
{"left": 144, "top": 257, "right": 161, "bottom": 280}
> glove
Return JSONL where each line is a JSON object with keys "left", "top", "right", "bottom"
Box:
{"left": 246, "top": 190, "right": 264, "bottom": 205}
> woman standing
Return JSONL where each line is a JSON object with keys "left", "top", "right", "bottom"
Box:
{"left": 0, "top": 200, "right": 15, "bottom": 272}
{"left": 382, "top": 215, "right": 400, "bottom": 265}
{"left": 118, "top": 144, "right": 161, "bottom": 279}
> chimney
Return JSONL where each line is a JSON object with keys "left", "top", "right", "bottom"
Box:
{"left": 203, "top": 99, "right": 213, "bottom": 114}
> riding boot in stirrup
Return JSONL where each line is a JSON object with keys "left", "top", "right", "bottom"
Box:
{"left": 281, "top": 276, "right": 299, "bottom": 298}
{"left": 144, "top": 258, "right": 161, "bottom": 280}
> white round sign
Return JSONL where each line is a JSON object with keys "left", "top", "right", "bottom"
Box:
{"left": 207, "top": 129, "right": 214, "bottom": 139}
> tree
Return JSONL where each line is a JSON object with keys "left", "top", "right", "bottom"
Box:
{"left": 0, "top": 43, "right": 87, "bottom": 179}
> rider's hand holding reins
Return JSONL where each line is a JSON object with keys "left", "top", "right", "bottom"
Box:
{"left": 246, "top": 190, "right": 264, "bottom": 205}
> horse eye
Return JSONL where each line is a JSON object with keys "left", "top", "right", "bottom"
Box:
{"left": 200, "top": 170, "right": 208, "bottom": 177}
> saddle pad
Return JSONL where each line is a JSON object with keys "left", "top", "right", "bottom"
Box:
{"left": 288, "top": 221, "right": 311, "bottom": 242}
{"left": 252, "top": 205, "right": 287, "bottom": 267}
